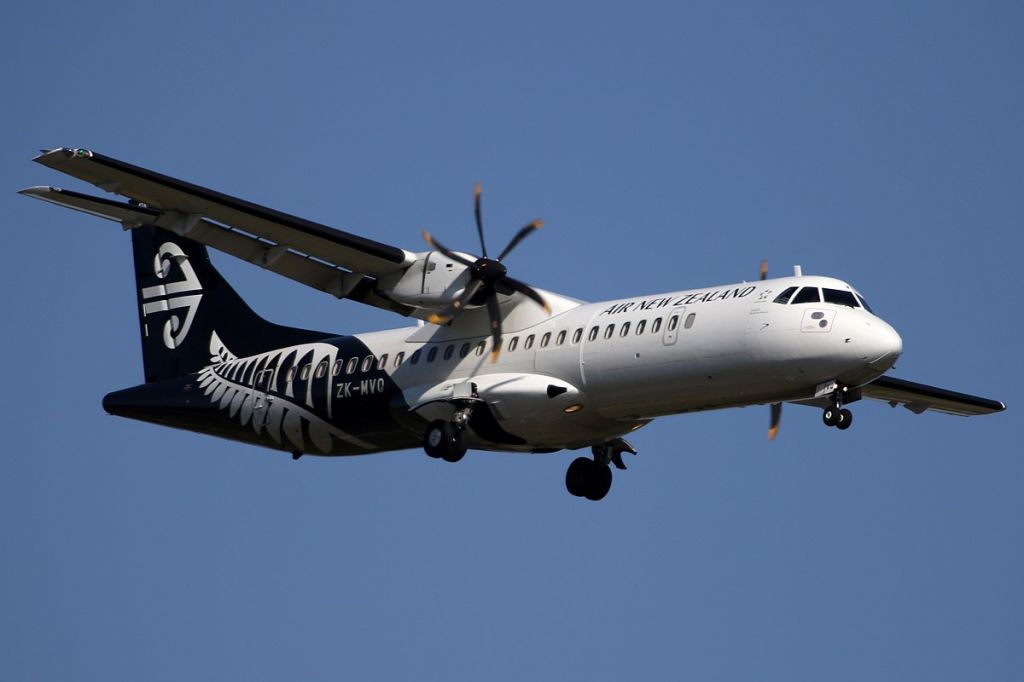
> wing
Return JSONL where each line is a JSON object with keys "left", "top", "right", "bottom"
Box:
{"left": 22, "top": 147, "right": 417, "bottom": 315}
{"left": 861, "top": 375, "right": 1006, "bottom": 416}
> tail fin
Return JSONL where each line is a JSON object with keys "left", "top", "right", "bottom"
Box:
{"left": 131, "top": 226, "right": 332, "bottom": 382}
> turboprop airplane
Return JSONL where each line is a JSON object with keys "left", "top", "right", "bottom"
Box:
{"left": 21, "top": 147, "right": 1005, "bottom": 501}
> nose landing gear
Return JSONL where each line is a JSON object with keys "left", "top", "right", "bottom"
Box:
{"left": 822, "top": 386, "right": 856, "bottom": 431}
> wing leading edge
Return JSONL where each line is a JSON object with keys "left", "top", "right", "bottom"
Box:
{"left": 861, "top": 375, "right": 1006, "bottom": 416}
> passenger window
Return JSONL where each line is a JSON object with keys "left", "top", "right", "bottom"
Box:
{"left": 572, "top": 328, "right": 583, "bottom": 344}
{"left": 588, "top": 327, "right": 599, "bottom": 341}
{"left": 394, "top": 352, "right": 405, "bottom": 367}
{"left": 475, "top": 341, "right": 486, "bottom": 356}
{"left": 524, "top": 335, "right": 535, "bottom": 350}
{"left": 443, "top": 345, "right": 454, "bottom": 360}
{"left": 315, "top": 360, "right": 328, "bottom": 379}
{"left": 636, "top": 320, "right": 646, "bottom": 335}
{"left": 823, "top": 288, "right": 858, "bottom": 308}
{"left": 286, "top": 366, "right": 297, "bottom": 382}
{"left": 540, "top": 332, "right": 551, "bottom": 348}
{"left": 459, "top": 342, "right": 471, "bottom": 358}
{"left": 556, "top": 330, "right": 567, "bottom": 346}
{"left": 620, "top": 321, "right": 631, "bottom": 337}
{"left": 791, "top": 287, "right": 821, "bottom": 304}
{"left": 668, "top": 316, "right": 679, "bottom": 332}
{"left": 410, "top": 349, "right": 421, "bottom": 365}
{"left": 507, "top": 337, "right": 518, "bottom": 352}
{"left": 377, "top": 354, "right": 388, "bottom": 370}
{"left": 604, "top": 325, "right": 614, "bottom": 339}
{"left": 332, "top": 359, "right": 344, "bottom": 376}
{"left": 684, "top": 313, "right": 696, "bottom": 329}
{"left": 300, "top": 364, "right": 311, "bottom": 380}
{"left": 652, "top": 318, "right": 663, "bottom": 333}
{"left": 773, "top": 286, "right": 798, "bottom": 304}
{"left": 345, "top": 357, "right": 358, "bottom": 374}
{"left": 426, "top": 347, "right": 438, "bottom": 362}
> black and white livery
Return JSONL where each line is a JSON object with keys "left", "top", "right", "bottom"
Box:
{"left": 21, "top": 147, "right": 1005, "bottom": 501}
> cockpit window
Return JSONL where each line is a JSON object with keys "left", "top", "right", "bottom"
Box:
{"left": 791, "top": 287, "right": 821, "bottom": 304}
{"left": 773, "top": 286, "right": 798, "bottom": 304}
{"left": 855, "top": 293, "right": 874, "bottom": 313}
{"left": 822, "top": 288, "right": 859, "bottom": 308}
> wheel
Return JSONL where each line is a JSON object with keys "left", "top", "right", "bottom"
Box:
{"left": 584, "top": 464, "right": 613, "bottom": 501}
{"left": 423, "top": 420, "right": 448, "bottom": 458}
{"left": 565, "top": 457, "right": 593, "bottom": 497}
{"left": 823, "top": 407, "right": 839, "bottom": 427}
{"left": 836, "top": 408, "right": 853, "bottom": 430}
{"left": 424, "top": 420, "right": 467, "bottom": 461}
{"left": 441, "top": 427, "right": 467, "bottom": 463}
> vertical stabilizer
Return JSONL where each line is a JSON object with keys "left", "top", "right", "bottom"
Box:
{"left": 131, "top": 226, "right": 332, "bottom": 382}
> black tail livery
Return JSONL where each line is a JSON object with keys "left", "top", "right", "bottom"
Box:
{"left": 130, "top": 226, "right": 331, "bottom": 382}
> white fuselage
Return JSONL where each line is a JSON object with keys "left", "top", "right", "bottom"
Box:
{"left": 337, "top": 274, "right": 902, "bottom": 452}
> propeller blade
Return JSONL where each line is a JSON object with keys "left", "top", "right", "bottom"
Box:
{"left": 426, "top": 278, "right": 484, "bottom": 325}
{"left": 502, "top": 276, "right": 551, "bottom": 313}
{"left": 486, "top": 292, "right": 503, "bottom": 362}
{"left": 473, "top": 183, "right": 487, "bottom": 258}
{"left": 768, "top": 402, "right": 782, "bottom": 440}
{"left": 497, "top": 220, "right": 543, "bottom": 262}
{"left": 759, "top": 259, "right": 768, "bottom": 281}
{"left": 422, "top": 230, "right": 475, "bottom": 267}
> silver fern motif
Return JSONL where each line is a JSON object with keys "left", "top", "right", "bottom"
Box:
{"left": 196, "top": 332, "right": 376, "bottom": 453}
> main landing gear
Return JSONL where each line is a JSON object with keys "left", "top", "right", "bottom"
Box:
{"left": 565, "top": 438, "right": 637, "bottom": 502}
{"left": 423, "top": 406, "right": 473, "bottom": 463}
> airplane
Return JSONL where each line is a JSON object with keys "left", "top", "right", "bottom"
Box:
{"left": 20, "top": 147, "right": 1005, "bottom": 501}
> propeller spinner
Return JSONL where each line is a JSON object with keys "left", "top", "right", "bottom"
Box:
{"left": 422, "top": 184, "right": 550, "bottom": 362}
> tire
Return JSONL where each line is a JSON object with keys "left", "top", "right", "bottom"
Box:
{"left": 423, "top": 420, "right": 450, "bottom": 458}
{"left": 585, "top": 464, "right": 613, "bottom": 502}
{"left": 441, "top": 427, "right": 467, "bottom": 463}
{"left": 836, "top": 409, "right": 853, "bottom": 431}
{"left": 823, "top": 408, "right": 839, "bottom": 427}
{"left": 565, "top": 457, "right": 593, "bottom": 497}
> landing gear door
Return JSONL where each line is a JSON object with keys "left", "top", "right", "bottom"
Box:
{"left": 252, "top": 368, "right": 275, "bottom": 427}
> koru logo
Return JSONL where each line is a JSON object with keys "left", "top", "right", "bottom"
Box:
{"left": 140, "top": 242, "right": 204, "bottom": 349}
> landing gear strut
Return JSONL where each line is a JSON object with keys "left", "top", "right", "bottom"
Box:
{"left": 565, "top": 438, "right": 636, "bottom": 501}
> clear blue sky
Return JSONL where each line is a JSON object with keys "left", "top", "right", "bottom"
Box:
{"left": 2, "top": 2, "right": 1021, "bottom": 680}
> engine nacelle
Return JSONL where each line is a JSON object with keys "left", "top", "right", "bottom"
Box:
{"left": 377, "top": 250, "right": 477, "bottom": 310}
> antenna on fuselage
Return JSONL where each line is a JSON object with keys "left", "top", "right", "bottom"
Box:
{"left": 793, "top": 265, "right": 803, "bottom": 277}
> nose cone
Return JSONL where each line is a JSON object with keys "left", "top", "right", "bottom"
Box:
{"left": 862, "top": 318, "right": 903, "bottom": 372}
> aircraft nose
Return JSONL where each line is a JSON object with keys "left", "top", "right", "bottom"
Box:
{"left": 862, "top": 319, "right": 903, "bottom": 372}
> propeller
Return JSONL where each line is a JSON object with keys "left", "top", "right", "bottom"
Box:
{"left": 761, "top": 259, "right": 782, "bottom": 440}
{"left": 422, "top": 183, "right": 550, "bottom": 362}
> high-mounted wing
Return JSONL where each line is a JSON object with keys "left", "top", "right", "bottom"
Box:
{"left": 23, "top": 148, "right": 418, "bottom": 315}
{"left": 862, "top": 375, "right": 1006, "bottom": 416}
